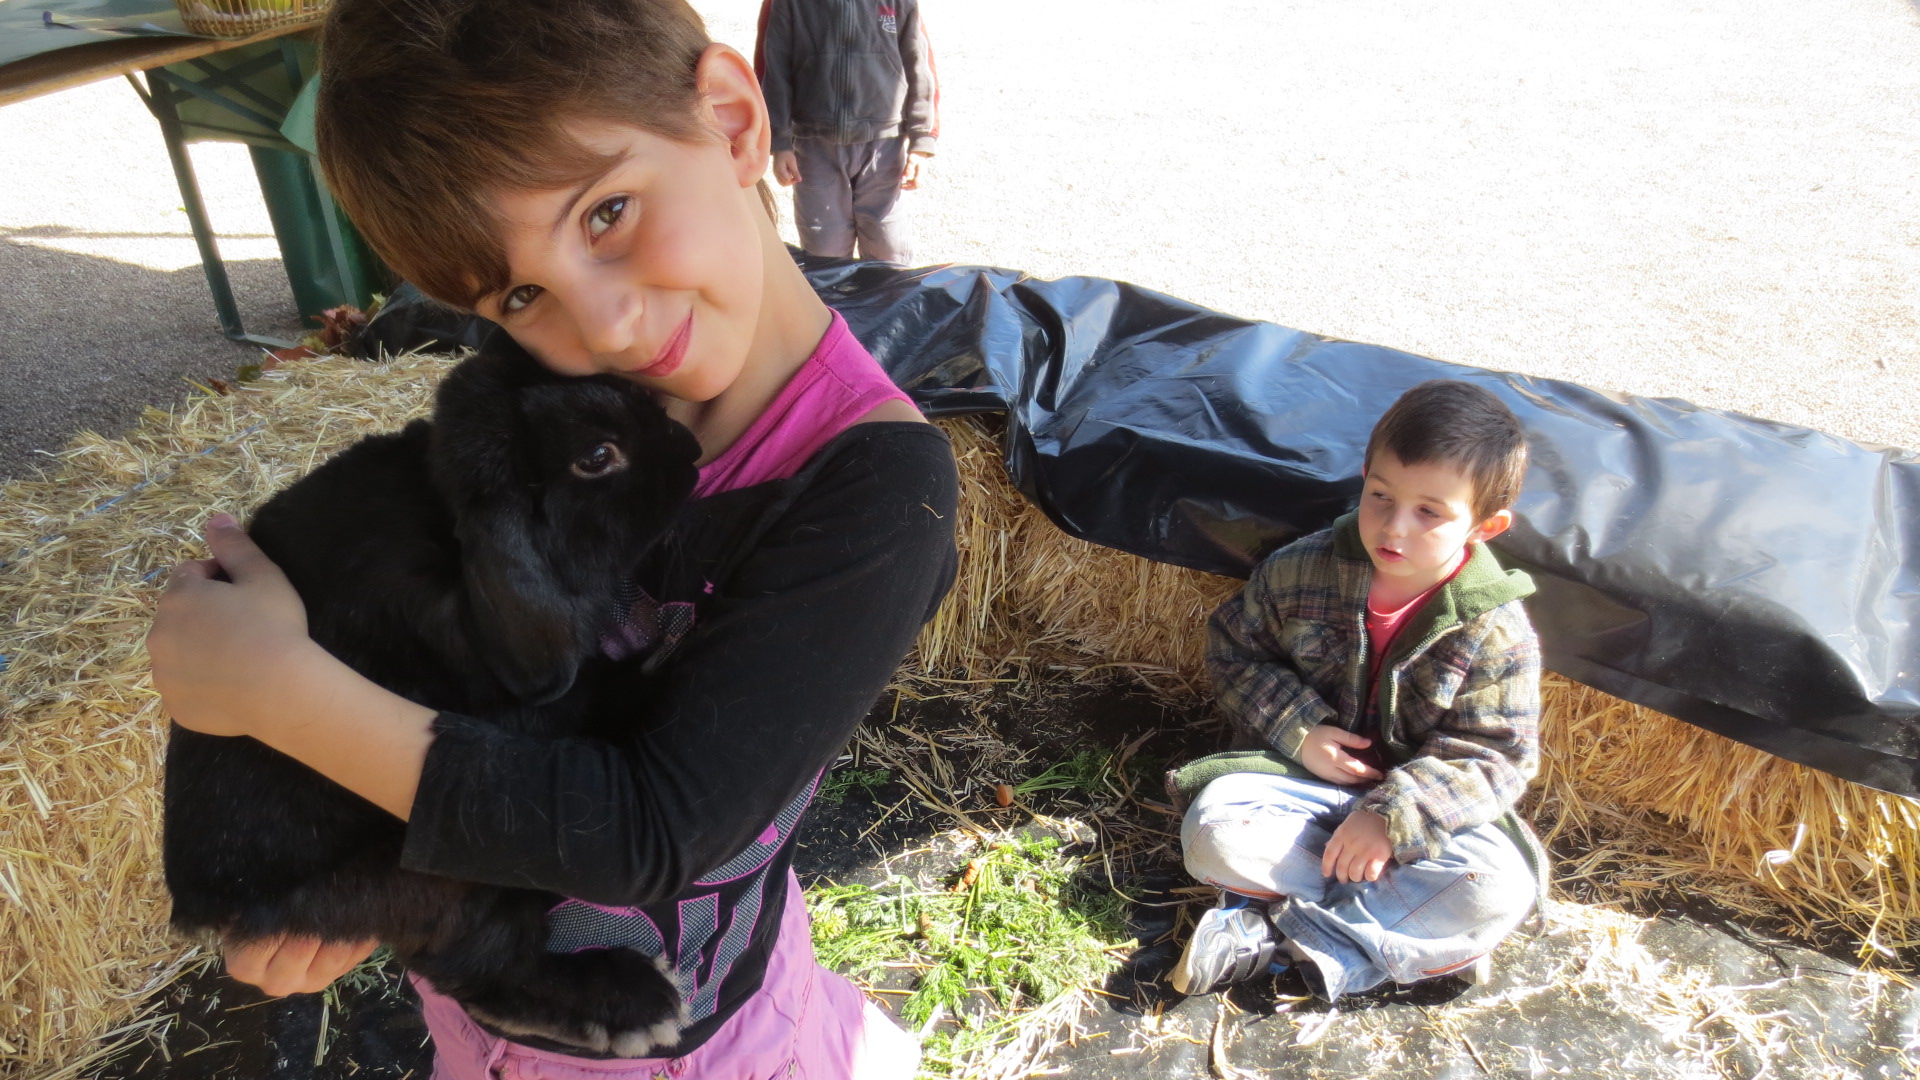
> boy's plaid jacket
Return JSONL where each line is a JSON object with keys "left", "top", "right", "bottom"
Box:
{"left": 1207, "top": 513, "right": 1542, "bottom": 864}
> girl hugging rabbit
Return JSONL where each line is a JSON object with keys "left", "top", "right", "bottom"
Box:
{"left": 143, "top": 0, "right": 959, "bottom": 1075}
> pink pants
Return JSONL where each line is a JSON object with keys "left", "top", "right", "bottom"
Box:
{"left": 413, "top": 873, "right": 919, "bottom": 1080}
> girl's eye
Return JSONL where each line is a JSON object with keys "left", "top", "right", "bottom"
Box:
{"left": 588, "top": 197, "right": 628, "bottom": 239}
{"left": 502, "top": 284, "right": 542, "bottom": 314}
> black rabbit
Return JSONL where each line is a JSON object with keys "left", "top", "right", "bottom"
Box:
{"left": 163, "top": 332, "right": 702, "bottom": 1057}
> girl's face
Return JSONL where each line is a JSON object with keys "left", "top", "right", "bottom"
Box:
{"left": 479, "top": 118, "right": 768, "bottom": 404}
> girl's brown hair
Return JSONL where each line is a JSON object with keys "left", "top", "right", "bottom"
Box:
{"left": 316, "top": 0, "right": 769, "bottom": 309}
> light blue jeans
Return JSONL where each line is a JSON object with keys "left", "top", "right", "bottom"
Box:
{"left": 1181, "top": 771, "right": 1536, "bottom": 1001}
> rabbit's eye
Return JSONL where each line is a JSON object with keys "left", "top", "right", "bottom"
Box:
{"left": 570, "top": 442, "right": 627, "bottom": 478}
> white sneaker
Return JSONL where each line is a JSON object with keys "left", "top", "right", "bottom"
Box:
{"left": 1169, "top": 893, "right": 1288, "bottom": 996}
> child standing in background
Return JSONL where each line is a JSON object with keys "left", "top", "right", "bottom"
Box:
{"left": 1169, "top": 379, "right": 1549, "bottom": 1002}
{"left": 755, "top": 0, "right": 939, "bottom": 263}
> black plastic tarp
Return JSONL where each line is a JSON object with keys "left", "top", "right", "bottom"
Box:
{"left": 360, "top": 257, "right": 1920, "bottom": 796}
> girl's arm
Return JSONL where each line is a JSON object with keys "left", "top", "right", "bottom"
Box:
{"left": 149, "top": 514, "right": 433, "bottom": 819}
{"left": 154, "top": 425, "right": 956, "bottom": 911}
{"left": 398, "top": 424, "right": 958, "bottom": 906}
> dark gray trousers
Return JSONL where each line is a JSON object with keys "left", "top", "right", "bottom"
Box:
{"left": 791, "top": 136, "right": 914, "bottom": 264}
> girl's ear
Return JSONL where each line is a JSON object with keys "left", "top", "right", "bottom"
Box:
{"left": 695, "top": 43, "right": 771, "bottom": 190}
{"left": 1470, "top": 508, "right": 1513, "bottom": 543}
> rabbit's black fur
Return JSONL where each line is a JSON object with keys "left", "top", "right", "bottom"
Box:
{"left": 163, "top": 334, "right": 702, "bottom": 1057}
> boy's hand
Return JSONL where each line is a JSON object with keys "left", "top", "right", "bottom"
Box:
{"left": 224, "top": 932, "right": 378, "bottom": 997}
{"left": 1298, "top": 724, "right": 1385, "bottom": 786}
{"left": 1322, "top": 809, "right": 1393, "bottom": 883}
{"left": 772, "top": 150, "right": 801, "bottom": 186}
{"left": 901, "top": 151, "right": 931, "bottom": 191}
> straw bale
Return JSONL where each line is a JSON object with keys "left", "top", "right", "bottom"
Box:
{"left": 0, "top": 353, "right": 455, "bottom": 1079}
{"left": 906, "top": 418, "right": 1239, "bottom": 691}
{"left": 913, "top": 414, "right": 1920, "bottom": 958}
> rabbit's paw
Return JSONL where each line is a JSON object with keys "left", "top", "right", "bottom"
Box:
{"left": 576, "top": 949, "right": 688, "bottom": 1059}
{"left": 465, "top": 948, "right": 687, "bottom": 1058}
{"left": 462, "top": 1005, "right": 614, "bottom": 1055}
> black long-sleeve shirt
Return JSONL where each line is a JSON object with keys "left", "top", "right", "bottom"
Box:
{"left": 399, "top": 421, "right": 958, "bottom": 1051}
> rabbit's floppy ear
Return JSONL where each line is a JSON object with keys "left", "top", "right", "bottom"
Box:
{"left": 429, "top": 336, "right": 602, "bottom": 704}
{"left": 452, "top": 498, "right": 600, "bottom": 704}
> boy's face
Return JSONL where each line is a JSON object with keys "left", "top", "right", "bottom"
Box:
{"left": 1357, "top": 451, "right": 1512, "bottom": 594}
{"left": 478, "top": 118, "right": 768, "bottom": 405}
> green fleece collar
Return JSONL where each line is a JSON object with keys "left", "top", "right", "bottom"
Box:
{"left": 1329, "top": 512, "right": 1535, "bottom": 638}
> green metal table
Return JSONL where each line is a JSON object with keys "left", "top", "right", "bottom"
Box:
{"left": 0, "top": 0, "right": 382, "bottom": 347}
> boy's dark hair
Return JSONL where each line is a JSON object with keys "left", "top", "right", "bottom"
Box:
{"left": 315, "top": 0, "right": 776, "bottom": 309}
{"left": 1364, "top": 380, "right": 1528, "bottom": 522}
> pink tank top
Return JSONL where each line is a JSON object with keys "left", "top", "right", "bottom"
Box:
{"left": 693, "top": 310, "right": 916, "bottom": 497}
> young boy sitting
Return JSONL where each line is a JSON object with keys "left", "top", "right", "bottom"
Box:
{"left": 1168, "top": 379, "right": 1548, "bottom": 1002}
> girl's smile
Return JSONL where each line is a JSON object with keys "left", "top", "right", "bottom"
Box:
{"left": 631, "top": 310, "right": 695, "bottom": 379}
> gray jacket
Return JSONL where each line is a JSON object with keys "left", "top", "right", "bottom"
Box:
{"left": 756, "top": 0, "right": 939, "bottom": 155}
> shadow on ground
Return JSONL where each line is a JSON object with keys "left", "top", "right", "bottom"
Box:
{"left": 0, "top": 237, "right": 305, "bottom": 484}
{"left": 95, "top": 681, "right": 1920, "bottom": 1079}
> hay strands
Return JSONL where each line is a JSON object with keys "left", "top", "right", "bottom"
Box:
{"left": 0, "top": 353, "right": 452, "bottom": 1079}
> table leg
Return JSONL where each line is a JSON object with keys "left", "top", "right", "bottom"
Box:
{"left": 125, "top": 72, "right": 293, "bottom": 350}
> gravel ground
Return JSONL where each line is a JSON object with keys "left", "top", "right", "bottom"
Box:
{"left": 0, "top": 79, "right": 305, "bottom": 482}
{"left": 726, "top": 0, "right": 1920, "bottom": 446}
{"left": 3, "top": 0, "right": 1916, "bottom": 482}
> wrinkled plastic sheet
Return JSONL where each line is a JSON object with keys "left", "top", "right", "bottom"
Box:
{"left": 360, "top": 257, "right": 1920, "bottom": 796}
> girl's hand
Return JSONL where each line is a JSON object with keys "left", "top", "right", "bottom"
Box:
{"left": 1322, "top": 809, "right": 1393, "bottom": 883}
{"left": 148, "top": 514, "right": 312, "bottom": 739}
{"left": 1298, "top": 724, "right": 1385, "bottom": 786}
{"left": 223, "top": 932, "right": 378, "bottom": 997}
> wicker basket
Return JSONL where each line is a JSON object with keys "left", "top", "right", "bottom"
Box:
{"left": 174, "top": 0, "right": 328, "bottom": 38}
